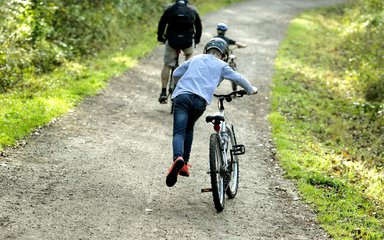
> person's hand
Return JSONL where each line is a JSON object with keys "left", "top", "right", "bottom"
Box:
{"left": 237, "top": 43, "right": 247, "bottom": 48}
{"left": 157, "top": 36, "right": 166, "bottom": 43}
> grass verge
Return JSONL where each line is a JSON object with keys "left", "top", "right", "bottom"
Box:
{"left": 271, "top": 5, "right": 383, "bottom": 239}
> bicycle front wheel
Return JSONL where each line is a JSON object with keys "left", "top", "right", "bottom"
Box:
{"left": 229, "top": 62, "right": 238, "bottom": 92}
{"left": 209, "top": 133, "right": 225, "bottom": 212}
{"left": 226, "top": 126, "right": 239, "bottom": 198}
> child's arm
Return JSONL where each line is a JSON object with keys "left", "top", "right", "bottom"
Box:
{"left": 222, "top": 65, "right": 257, "bottom": 95}
{"left": 235, "top": 42, "right": 247, "bottom": 48}
{"left": 227, "top": 37, "right": 247, "bottom": 48}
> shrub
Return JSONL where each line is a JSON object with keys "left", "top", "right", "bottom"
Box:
{"left": 0, "top": 0, "right": 169, "bottom": 92}
{"left": 340, "top": 0, "right": 384, "bottom": 102}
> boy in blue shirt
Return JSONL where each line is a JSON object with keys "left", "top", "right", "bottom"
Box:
{"left": 166, "top": 38, "right": 257, "bottom": 187}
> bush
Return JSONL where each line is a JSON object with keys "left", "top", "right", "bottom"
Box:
{"left": 0, "top": 0, "right": 169, "bottom": 92}
{"left": 340, "top": 0, "right": 384, "bottom": 102}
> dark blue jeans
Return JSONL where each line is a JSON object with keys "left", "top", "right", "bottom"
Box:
{"left": 172, "top": 94, "right": 207, "bottom": 163}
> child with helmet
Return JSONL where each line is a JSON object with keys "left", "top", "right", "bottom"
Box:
{"left": 215, "top": 23, "right": 247, "bottom": 48}
{"left": 166, "top": 38, "right": 257, "bottom": 187}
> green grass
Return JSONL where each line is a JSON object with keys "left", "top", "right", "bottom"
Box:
{"left": 0, "top": 0, "right": 243, "bottom": 152}
{"left": 0, "top": 28, "right": 154, "bottom": 150}
{"left": 271, "top": 4, "right": 383, "bottom": 239}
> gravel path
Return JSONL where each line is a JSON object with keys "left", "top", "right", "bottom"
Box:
{"left": 0, "top": 0, "right": 347, "bottom": 239}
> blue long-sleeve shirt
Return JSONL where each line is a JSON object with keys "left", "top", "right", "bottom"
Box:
{"left": 171, "top": 54, "right": 255, "bottom": 104}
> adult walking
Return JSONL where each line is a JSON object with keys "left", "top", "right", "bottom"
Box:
{"left": 157, "top": 0, "right": 202, "bottom": 104}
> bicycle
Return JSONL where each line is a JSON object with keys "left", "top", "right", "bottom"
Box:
{"left": 228, "top": 46, "right": 238, "bottom": 92}
{"left": 167, "top": 49, "right": 180, "bottom": 114}
{"left": 202, "top": 90, "right": 247, "bottom": 212}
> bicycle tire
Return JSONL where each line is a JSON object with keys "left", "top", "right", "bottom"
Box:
{"left": 226, "top": 126, "right": 239, "bottom": 198}
{"left": 209, "top": 133, "right": 225, "bottom": 212}
{"left": 229, "top": 62, "right": 238, "bottom": 92}
{"left": 231, "top": 82, "right": 238, "bottom": 92}
{"left": 168, "top": 67, "right": 176, "bottom": 114}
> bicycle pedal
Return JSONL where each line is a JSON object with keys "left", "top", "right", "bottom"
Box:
{"left": 201, "top": 188, "right": 212, "bottom": 193}
{"left": 232, "top": 144, "right": 245, "bottom": 155}
{"left": 158, "top": 98, "right": 168, "bottom": 104}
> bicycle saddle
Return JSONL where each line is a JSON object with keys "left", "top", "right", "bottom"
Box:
{"left": 205, "top": 115, "right": 225, "bottom": 123}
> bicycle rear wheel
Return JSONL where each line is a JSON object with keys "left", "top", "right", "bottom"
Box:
{"left": 168, "top": 66, "right": 178, "bottom": 114}
{"left": 209, "top": 133, "right": 225, "bottom": 212}
{"left": 226, "top": 126, "right": 239, "bottom": 198}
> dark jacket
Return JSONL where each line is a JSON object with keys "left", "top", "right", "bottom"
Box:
{"left": 215, "top": 33, "right": 236, "bottom": 45}
{"left": 157, "top": 2, "right": 202, "bottom": 49}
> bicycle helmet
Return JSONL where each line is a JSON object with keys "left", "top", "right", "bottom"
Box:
{"left": 217, "top": 23, "right": 228, "bottom": 32}
{"left": 204, "top": 37, "right": 229, "bottom": 62}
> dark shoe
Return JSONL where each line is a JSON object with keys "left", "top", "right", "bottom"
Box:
{"left": 166, "top": 157, "right": 185, "bottom": 187}
{"left": 179, "top": 163, "right": 192, "bottom": 177}
{"left": 158, "top": 93, "right": 167, "bottom": 104}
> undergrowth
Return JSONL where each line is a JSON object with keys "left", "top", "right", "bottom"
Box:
{"left": 271, "top": 1, "right": 383, "bottom": 239}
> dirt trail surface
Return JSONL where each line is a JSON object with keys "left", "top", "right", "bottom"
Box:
{"left": 1, "top": 0, "right": 347, "bottom": 239}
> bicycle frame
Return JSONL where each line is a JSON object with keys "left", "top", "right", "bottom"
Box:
{"left": 228, "top": 46, "right": 237, "bottom": 70}
{"left": 207, "top": 91, "right": 247, "bottom": 142}
{"left": 206, "top": 91, "right": 246, "bottom": 176}
{"left": 168, "top": 50, "right": 180, "bottom": 97}
{"left": 228, "top": 46, "right": 239, "bottom": 92}
{"left": 214, "top": 98, "right": 230, "bottom": 174}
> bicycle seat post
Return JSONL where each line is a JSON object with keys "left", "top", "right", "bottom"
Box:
{"left": 218, "top": 97, "right": 225, "bottom": 112}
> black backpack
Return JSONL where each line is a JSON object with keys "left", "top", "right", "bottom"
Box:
{"left": 167, "top": 2, "right": 195, "bottom": 49}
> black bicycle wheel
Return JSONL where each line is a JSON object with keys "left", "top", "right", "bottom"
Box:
{"left": 231, "top": 82, "right": 238, "bottom": 92}
{"left": 226, "top": 126, "right": 239, "bottom": 198}
{"left": 209, "top": 133, "right": 225, "bottom": 212}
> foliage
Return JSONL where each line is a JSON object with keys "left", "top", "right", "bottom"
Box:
{"left": 271, "top": 0, "right": 383, "bottom": 238}
{"left": 339, "top": 0, "right": 384, "bottom": 102}
{"left": 0, "top": 0, "right": 169, "bottom": 92}
{"left": 0, "top": 0, "right": 242, "bottom": 93}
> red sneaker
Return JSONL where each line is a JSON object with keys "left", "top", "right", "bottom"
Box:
{"left": 179, "top": 163, "right": 192, "bottom": 177}
{"left": 166, "top": 157, "right": 185, "bottom": 187}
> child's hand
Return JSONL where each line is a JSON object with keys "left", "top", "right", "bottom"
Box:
{"left": 237, "top": 43, "right": 247, "bottom": 48}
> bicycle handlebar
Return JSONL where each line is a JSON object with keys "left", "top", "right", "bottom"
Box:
{"left": 213, "top": 90, "right": 248, "bottom": 104}
{"left": 214, "top": 90, "right": 247, "bottom": 99}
